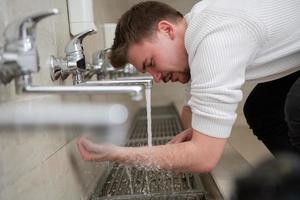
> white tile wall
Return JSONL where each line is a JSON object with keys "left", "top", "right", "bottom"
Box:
{"left": 0, "top": 0, "right": 138, "bottom": 199}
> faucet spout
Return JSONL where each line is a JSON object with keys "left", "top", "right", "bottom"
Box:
{"left": 78, "top": 76, "right": 153, "bottom": 100}
{"left": 83, "top": 76, "right": 153, "bottom": 88}
{"left": 16, "top": 74, "right": 144, "bottom": 100}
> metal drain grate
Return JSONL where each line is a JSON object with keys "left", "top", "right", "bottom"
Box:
{"left": 90, "top": 104, "right": 221, "bottom": 200}
{"left": 129, "top": 116, "right": 182, "bottom": 140}
{"left": 136, "top": 105, "right": 178, "bottom": 117}
{"left": 92, "top": 163, "right": 207, "bottom": 200}
{"left": 129, "top": 105, "right": 182, "bottom": 140}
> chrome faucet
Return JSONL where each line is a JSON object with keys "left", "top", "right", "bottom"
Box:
{"left": 86, "top": 48, "right": 138, "bottom": 80}
{"left": 0, "top": 9, "right": 150, "bottom": 101}
{"left": 50, "top": 29, "right": 96, "bottom": 84}
{"left": 82, "top": 48, "right": 152, "bottom": 100}
{"left": 16, "top": 73, "right": 144, "bottom": 101}
{"left": 83, "top": 48, "right": 107, "bottom": 80}
{"left": 0, "top": 9, "right": 59, "bottom": 84}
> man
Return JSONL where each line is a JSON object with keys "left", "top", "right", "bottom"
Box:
{"left": 77, "top": 0, "right": 300, "bottom": 173}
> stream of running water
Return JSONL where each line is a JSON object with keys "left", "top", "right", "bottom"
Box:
{"left": 145, "top": 88, "right": 152, "bottom": 147}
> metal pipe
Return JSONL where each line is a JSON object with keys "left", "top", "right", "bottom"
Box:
{"left": 22, "top": 85, "right": 143, "bottom": 95}
{"left": 16, "top": 75, "right": 144, "bottom": 100}
{"left": 84, "top": 77, "right": 153, "bottom": 88}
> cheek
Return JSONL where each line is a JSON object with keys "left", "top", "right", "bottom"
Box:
{"left": 156, "top": 53, "right": 178, "bottom": 71}
{"left": 153, "top": 56, "right": 167, "bottom": 71}
{"left": 166, "top": 47, "right": 184, "bottom": 69}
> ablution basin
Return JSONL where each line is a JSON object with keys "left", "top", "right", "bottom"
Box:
{"left": 90, "top": 105, "right": 223, "bottom": 200}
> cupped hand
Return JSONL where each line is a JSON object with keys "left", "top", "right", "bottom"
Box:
{"left": 77, "top": 136, "right": 118, "bottom": 161}
{"left": 167, "top": 128, "right": 193, "bottom": 144}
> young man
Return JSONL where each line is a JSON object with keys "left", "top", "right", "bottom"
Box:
{"left": 77, "top": 0, "right": 300, "bottom": 173}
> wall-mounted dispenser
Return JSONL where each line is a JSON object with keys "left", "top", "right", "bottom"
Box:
{"left": 67, "top": 0, "right": 97, "bottom": 36}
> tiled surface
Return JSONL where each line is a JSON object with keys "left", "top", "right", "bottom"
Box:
{"left": 0, "top": 1, "right": 70, "bottom": 198}
{"left": 0, "top": 0, "right": 138, "bottom": 199}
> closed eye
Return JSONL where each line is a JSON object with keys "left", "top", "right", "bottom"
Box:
{"left": 148, "top": 58, "right": 154, "bottom": 68}
{"left": 142, "top": 60, "right": 147, "bottom": 73}
{"left": 142, "top": 58, "right": 154, "bottom": 73}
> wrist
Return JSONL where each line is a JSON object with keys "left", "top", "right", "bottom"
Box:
{"left": 109, "top": 146, "right": 127, "bottom": 161}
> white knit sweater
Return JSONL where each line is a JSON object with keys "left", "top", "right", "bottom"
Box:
{"left": 184, "top": 0, "right": 300, "bottom": 138}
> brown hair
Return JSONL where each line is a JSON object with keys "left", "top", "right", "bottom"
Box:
{"left": 109, "top": 1, "right": 183, "bottom": 68}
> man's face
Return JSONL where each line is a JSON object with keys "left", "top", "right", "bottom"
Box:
{"left": 127, "top": 20, "right": 190, "bottom": 83}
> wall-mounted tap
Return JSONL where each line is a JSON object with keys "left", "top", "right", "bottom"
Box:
{"left": 83, "top": 76, "right": 153, "bottom": 89}
{"left": 86, "top": 48, "right": 138, "bottom": 81}
{"left": 50, "top": 29, "right": 95, "bottom": 84}
{"left": 0, "top": 9, "right": 59, "bottom": 84}
{"left": 83, "top": 48, "right": 107, "bottom": 80}
{"left": 0, "top": 10, "right": 144, "bottom": 100}
{"left": 16, "top": 74, "right": 144, "bottom": 101}
{"left": 0, "top": 9, "right": 148, "bottom": 101}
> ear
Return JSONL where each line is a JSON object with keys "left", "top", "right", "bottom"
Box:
{"left": 157, "top": 20, "right": 175, "bottom": 40}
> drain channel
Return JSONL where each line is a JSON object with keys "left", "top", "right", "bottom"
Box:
{"left": 90, "top": 105, "right": 221, "bottom": 200}
{"left": 95, "top": 163, "right": 207, "bottom": 200}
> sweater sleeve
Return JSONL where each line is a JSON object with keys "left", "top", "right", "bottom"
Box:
{"left": 186, "top": 13, "right": 262, "bottom": 138}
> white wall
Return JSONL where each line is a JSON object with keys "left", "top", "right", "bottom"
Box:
{"left": 0, "top": 0, "right": 138, "bottom": 199}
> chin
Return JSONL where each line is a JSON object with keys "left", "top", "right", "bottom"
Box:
{"left": 180, "top": 80, "right": 189, "bottom": 84}
{"left": 179, "top": 73, "right": 191, "bottom": 84}
{"left": 178, "top": 77, "right": 190, "bottom": 84}
{"left": 180, "top": 69, "right": 191, "bottom": 83}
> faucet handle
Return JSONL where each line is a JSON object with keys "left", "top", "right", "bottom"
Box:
{"left": 65, "top": 29, "right": 96, "bottom": 55}
{"left": 4, "top": 9, "right": 59, "bottom": 46}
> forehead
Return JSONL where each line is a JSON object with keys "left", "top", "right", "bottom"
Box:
{"left": 127, "top": 42, "right": 150, "bottom": 68}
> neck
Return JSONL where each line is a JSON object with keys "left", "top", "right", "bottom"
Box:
{"left": 179, "top": 18, "right": 188, "bottom": 33}
{"left": 178, "top": 18, "right": 189, "bottom": 70}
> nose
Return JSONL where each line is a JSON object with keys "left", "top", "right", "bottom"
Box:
{"left": 148, "top": 69, "right": 161, "bottom": 83}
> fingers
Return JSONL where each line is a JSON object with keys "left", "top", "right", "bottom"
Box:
{"left": 167, "top": 128, "right": 194, "bottom": 144}
{"left": 185, "top": 129, "right": 193, "bottom": 141}
{"left": 167, "top": 137, "right": 178, "bottom": 144}
{"left": 77, "top": 136, "right": 118, "bottom": 162}
{"left": 77, "top": 136, "right": 102, "bottom": 161}
{"left": 79, "top": 136, "right": 100, "bottom": 153}
{"left": 167, "top": 134, "right": 185, "bottom": 144}
{"left": 77, "top": 139, "right": 93, "bottom": 161}
{"left": 167, "top": 137, "right": 176, "bottom": 144}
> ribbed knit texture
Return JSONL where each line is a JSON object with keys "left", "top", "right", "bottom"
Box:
{"left": 184, "top": 0, "right": 300, "bottom": 138}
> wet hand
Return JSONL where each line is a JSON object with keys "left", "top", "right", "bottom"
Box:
{"left": 77, "top": 136, "right": 119, "bottom": 161}
{"left": 167, "top": 128, "right": 193, "bottom": 144}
